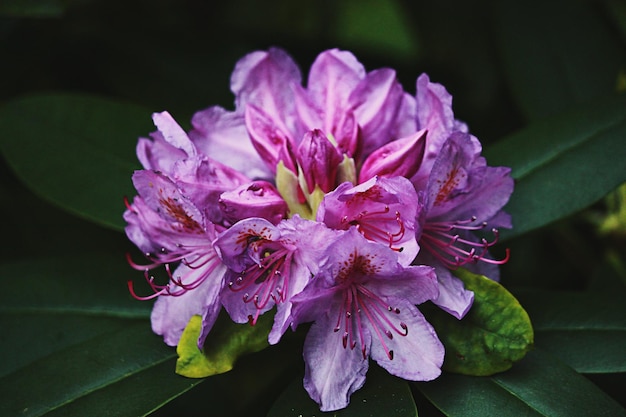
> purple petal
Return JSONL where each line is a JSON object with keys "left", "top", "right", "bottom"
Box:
{"left": 416, "top": 252, "right": 474, "bottom": 318}
{"left": 219, "top": 181, "right": 288, "bottom": 226}
{"left": 151, "top": 262, "right": 225, "bottom": 346}
{"left": 277, "top": 215, "right": 342, "bottom": 275}
{"left": 302, "top": 314, "right": 370, "bottom": 412}
{"left": 369, "top": 299, "right": 443, "bottom": 381}
{"left": 306, "top": 49, "right": 365, "bottom": 146}
{"left": 189, "top": 106, "right": 270, "bottom": 180}
{"left": 426, "top": 132, "right": 514, "bottom": 224}
{"left": 358, "top": 129, "right": 427, "bottom": 183}
{"left": 296, "top": 129, "right": 343, "bottom": 193}
{"left": 350, "top": 68, "right": 406, "bottom": 156}
{"left": 219, "top": 269, "right": 276, "bottom": 324}
{"left": 136, "top": 132, "right": 187, "bottom": 173}
{"left": 245, "top": 104, "right": 297, "bottom": 173}
{"left": 152, "top": 111, "right": 196, "bottom": 157}
{"left": 213, "top": 217, "right": 279, "bottom": 271}
{"left": 160, "top": 156, "right": 249, "bottom": 226}
{"left": 368, "top": 264, "right": 439, "bottom": 306}
{"left": 231, "top": 48, "right": 301, "bottom": 134}
{"left": 267, "top": 259, "right": 316, "bottom": 344}
{"left": 132, "top": 170, "right": 205, "bottom": 232}
{"left": 412, "top": 74, "right": 466, "bottom": 188}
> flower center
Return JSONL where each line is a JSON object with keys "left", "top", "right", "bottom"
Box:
{"left": 341, "top": 206, "right": 406, "bottom": 251}
{"left": 227, "top": 246, "right": 293, "bottom": 325}
{"left": 334, "top": 283, "right": 408, "bottom": 360}
{"left": 420, "top": 216, "right": 510, "bottom": 268}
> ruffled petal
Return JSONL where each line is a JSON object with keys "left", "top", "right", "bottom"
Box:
{"left": 369, "top": 299, "right": 443, "bottom": 381}
{"left": 303, "top": 314, "right": 370, "bottom": 412}
{"left": 231, "top": 48, "right": 301, "bottom": 135}
{"left": 189, "top": 106, "right": 270, "bottom": 180}
{"left": 152, "top": 111, "right": 196, "bottom": 157}
{"left": 351, "top": 68, "right": 406, "bottom": 156}
{"left": 426, "top": 132, "right": 514, "bottom": 223}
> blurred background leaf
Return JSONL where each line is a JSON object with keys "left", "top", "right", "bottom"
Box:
{"left": 495, "top": 0, "right": 626, "bottom": 121}
{"left": 0, "top": 94, "right": 148, "bottom": 231}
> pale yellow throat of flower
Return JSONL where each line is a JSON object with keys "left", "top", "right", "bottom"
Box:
{"left": 275, "top": 156, "right": 356, "bottom": 221}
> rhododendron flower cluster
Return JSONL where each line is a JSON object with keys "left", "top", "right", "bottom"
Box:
{"left": 124, "top": 48, "right": 514, "bottom": 411}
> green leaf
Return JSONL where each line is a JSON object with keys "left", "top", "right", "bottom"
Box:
{"left": 0, "top": 255, "right": 151, "bottom": 319}
{"left": 268, "top": 364, "right": 417, "bottom": 417}
{"left": 421, "top": 269, "right": 533, "bottom": 375}
{"left": 513, "top": 290, "right": 626, "bottom": 373}
{"left": 176, "top": 312, "right": 273, "bottom": 378}
{"left": 332, "top": 0, "right": 420, "bottom": 61}
{"left": 495, "top": 0, "right": 626, "bottom": 121}
{"left": 417, "top": 349, "right": 626, "bottom": 417}
{"left": 484, "top": 95, "right": 626, "bottom": 239}
{"left": 0, "top": 93, "right": 151, "bottom": 231}
{"left": 0, "top": 250, "right": 201, "bottom": 416}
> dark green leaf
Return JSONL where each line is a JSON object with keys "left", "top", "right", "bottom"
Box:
{"left": 495, "top": 0, "right": 626, "bottom": 121}
{"left": 485, "top": 95, "right": 626, "bottom": 239}
{"left": 268, "top": 364, "right": 417, "bottom": 417}
{"left": 513, "top": 290, "right": 626, "bottom": 373}
{"left": 0, "top": 255, "right": 151, "bottom": 319}
{"left": 417, "top": 349, "right": 626, "bottom": 417}
{"left": 331, "top": 0, "right": 420, "bottom": 61}
{"left": 175, "top": 312, "right": 272, "bottom": 378}
{"left": 421, "top": 269, "right": 533, "bottom": 375}
{"left": 0, "top": 93, "right": 151, "bottom": 231}
{"left": 0, "top": 251, "right": 201, "bottom": 417}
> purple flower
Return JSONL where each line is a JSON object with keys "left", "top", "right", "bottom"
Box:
{"left": 123, "top": 47, "right": 516, "bottom": 412}
{"left": 213, "top": 216, "right": 340, "bottom": 344}
{"left": 124, "top": 170, "right": 226, "bottom": 347}
{"left": 317, "top": 176, "right": 421, "bottom": 265}
{"left": 416, "top": 132, "right": 514, "bottom": 318}
{"left": 289, "top": 229, "right": 443, "bottom": 411}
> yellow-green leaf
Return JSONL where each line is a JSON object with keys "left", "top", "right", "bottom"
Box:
{"left": 176, "top": 312, "right": 273, "bottom": 378}
{"left": 422, "top": 268, "right": 534, "bottom": 375}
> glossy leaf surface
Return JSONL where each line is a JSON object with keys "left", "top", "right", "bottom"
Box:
{"left": 485, "top": 95, "right": 626, "bottom": 239}
{"left": 421, "top": 269, "right": 533, "bottom": 375}
{"left": 268, "top": 364, "right": 417, "bottom": 417}
{"left": 0, "top": 94, "right": 149, "bottom": 231}
{"left": 417, "top": 349, "right": 626, "bottom": 417}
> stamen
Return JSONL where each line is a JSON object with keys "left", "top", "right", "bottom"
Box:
{"left": 227, "top": 247, "right": 293, "bottom": 310}
{"left": 342, "top": 206, "right": 406, "bottom": 251}
{"left": 334, "top": 283, "right": 408, "bottom": 362}
{"left": 126, "top": 242, "right": 220, "bottom": 300}
{"left": 123, "top": 196, "right": 135, "bottom": 212}
{"left": 421, "top": 216, "right": 510, "bottom": 268}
